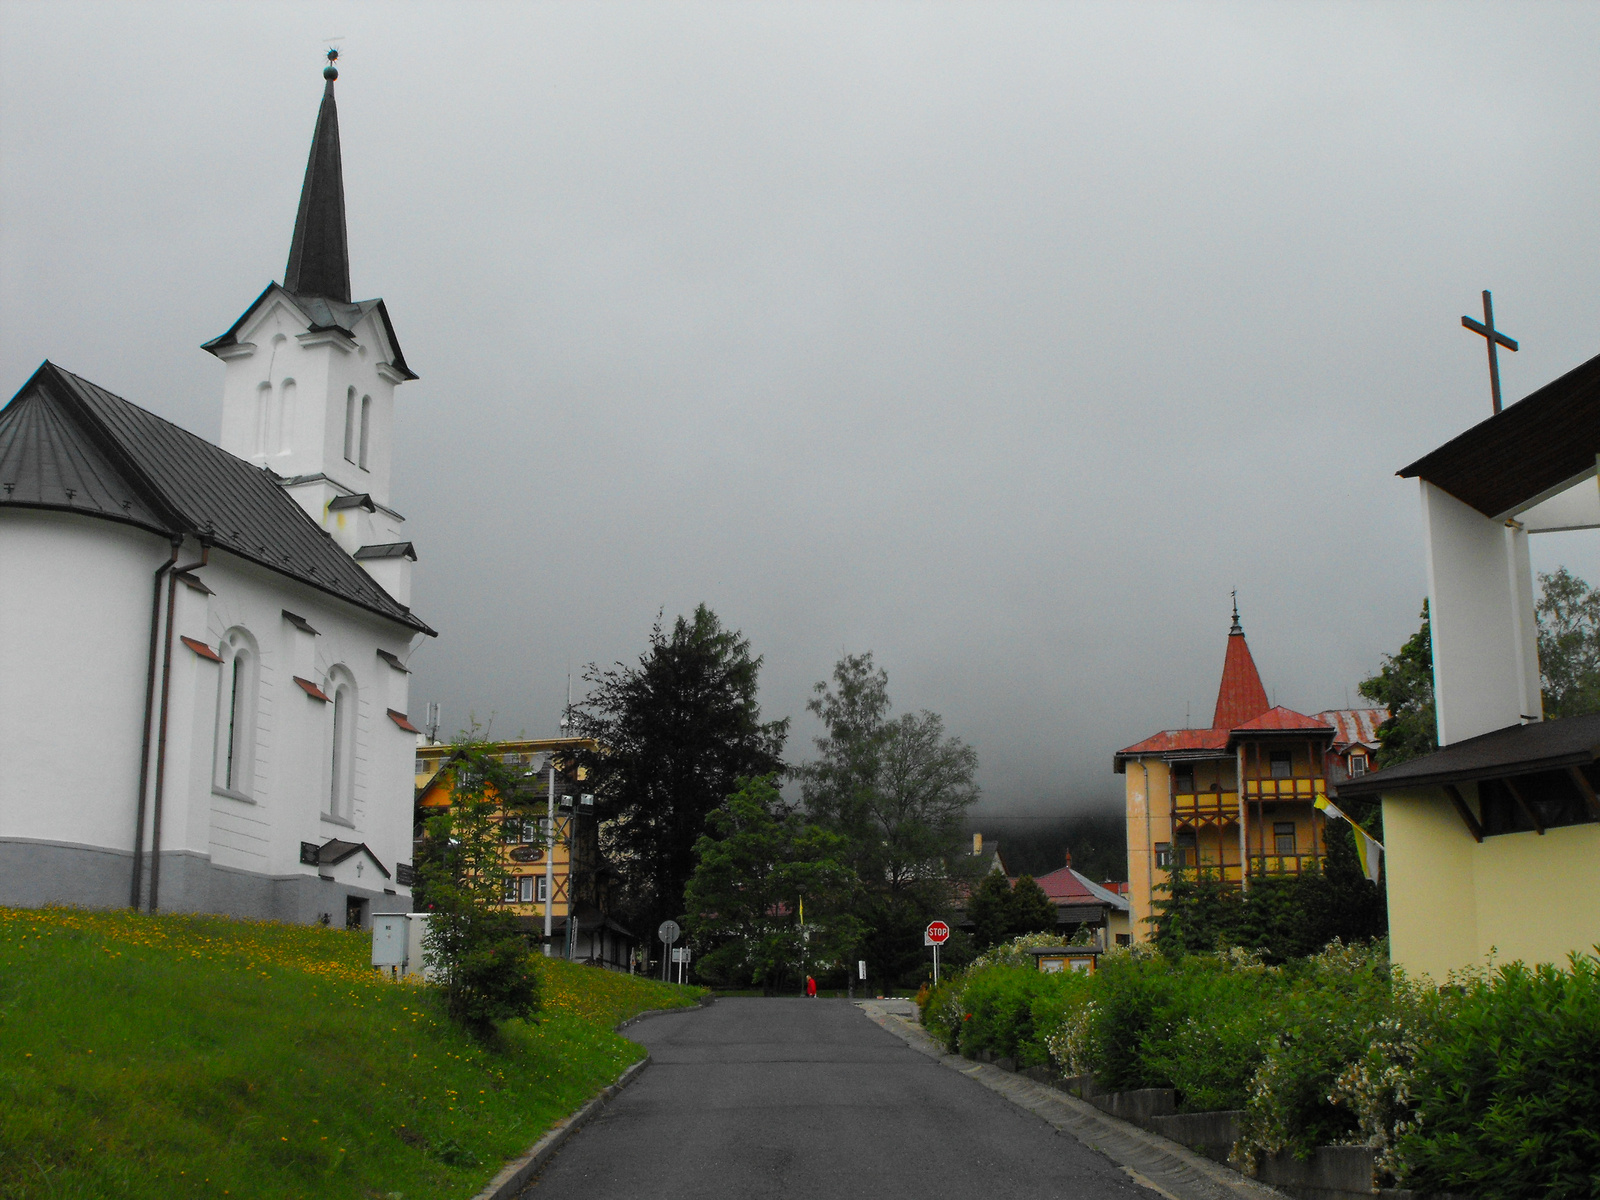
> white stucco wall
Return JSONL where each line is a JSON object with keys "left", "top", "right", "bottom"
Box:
{"left": 0, "top": 507, "right": 419, "bottom": 918}
{"left": 0, "top": 509, "right": 167, "bottom": 851}
{"left": 216, "top": 298, "right": 403, "bottom": 509}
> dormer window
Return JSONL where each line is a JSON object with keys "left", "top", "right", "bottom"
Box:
{"left": 1349, "top": 752, "right": 1369, "bottom": 776}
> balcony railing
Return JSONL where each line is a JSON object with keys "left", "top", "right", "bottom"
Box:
{"left": 1242, "top": 777, "right": 1327, "bottom": 801}
{"left": 1172, "top": 791, "right": 1240, "bottom": 819}
{"left": 1167, "top": 857, "right": 1243, "bottom": 883}
{"left": 1247, "top": 853, "right": 1326, "bottom": 876}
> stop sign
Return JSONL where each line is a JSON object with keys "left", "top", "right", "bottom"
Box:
{"left": 925, "top": 920, "right": 951, "bottom": 945}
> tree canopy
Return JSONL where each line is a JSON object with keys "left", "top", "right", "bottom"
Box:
{"left": 566, "top": 605, "right": 788, "bottom": 938}
{"left": 799, "top": 652, "right": 980, "bottom": 988}
{"left": 1537, "top": 567, "right": 1600, "bottom": 719}
{"left": 1358, "top": 601, "right": 1437, "bottom": 768}
{"left": 682, "top": 776, "right": 861, "bottom": 993}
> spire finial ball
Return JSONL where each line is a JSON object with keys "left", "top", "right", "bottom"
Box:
{"left": 324, "top": 47, "right": 339, "bottom": 81}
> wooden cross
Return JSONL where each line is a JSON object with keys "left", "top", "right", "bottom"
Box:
{"left": 1461, "top": 289, "right": 1518, "bottom": 414}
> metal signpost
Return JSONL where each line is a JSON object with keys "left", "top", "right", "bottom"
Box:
{"left": 924, "top": 920, "right": 950, "bottom": 987}
{"left": 658, "top": 919, "right": 680, "bottom": 983}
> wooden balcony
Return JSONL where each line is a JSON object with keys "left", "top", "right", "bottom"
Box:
{"left": 1242, "top": 777, "right": 1327, "bottom": 802}
{"left": 1171, "top": 791, "right": 1240, "bottom": 822}
{"left": 1247, "top": 853, "right": 1326, "bottom": 876}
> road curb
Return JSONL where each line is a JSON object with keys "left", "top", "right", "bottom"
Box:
{"left": 470, "top": 992, "right": 716, "bottom": 1196}
{"left": 474, "top": 993, "right": 714, "bottom": 1200}
{"left": 470, "top": 1055, "right": 651, "bottom": 1200}
{"left": 856, "top": 1002, "right": 1285, "bottom": 1200}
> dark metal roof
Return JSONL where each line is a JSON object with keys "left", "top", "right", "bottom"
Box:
{"left": 284, "top": 78, "right": 350, "bottom": 303}
{"left": 354, "top": 541, "right": 415, "bottom": 561}
{"left": 1399, "top": 350, "right": 1600, "bottom": 519}
{"left": 0, "top": 362, "right": 434, "bottom": 636}
{"left": 1335, "top": 712, "right": 1600, "bottom": 796}
{"left": 316, "top": 838, "right": 390, "bottom": 878}
{"left": 200, "top": 283, "right": 417, "bottom": 382}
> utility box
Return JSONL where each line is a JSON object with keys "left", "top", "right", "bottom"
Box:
{"left": 371, "top": 913, "right": 407, "bottom": 968}
{"left": 404, "top": 912, "right": 436, "bottom": 981}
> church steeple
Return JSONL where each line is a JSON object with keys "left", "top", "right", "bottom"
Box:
{"left": 283, "top": 51, "right": 350, "bottom": 302}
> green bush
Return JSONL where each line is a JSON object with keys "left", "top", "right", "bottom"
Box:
{"left": 924, "top": 933, "right": 1599, "bottom": 1193}
{"left": 1397, "top": 953, "right": 1600, "bottom": 1199}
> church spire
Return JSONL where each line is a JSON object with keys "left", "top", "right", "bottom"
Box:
{"left": 283, "top": 50, "right": 350, "bottom": 302}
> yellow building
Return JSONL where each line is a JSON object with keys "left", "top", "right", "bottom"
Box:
{"left": 1114, "top": 607, "right": 1385, "bottom": 941}
{"left": 414, "top": 737, "right": 637, "bottom": 968}
{"left": 1334, "top": 717, "right": 1600, "bottom": 981}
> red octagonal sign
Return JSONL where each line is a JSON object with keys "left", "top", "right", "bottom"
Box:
{"left": 925, "top": 920, "right": 951, "bottom": 945}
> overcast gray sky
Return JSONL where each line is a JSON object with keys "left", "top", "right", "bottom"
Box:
{"left": 4, "top": 2, "right": 1597, "bottom": 819}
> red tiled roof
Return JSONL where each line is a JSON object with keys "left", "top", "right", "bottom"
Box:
{"left": 1231, "top": 705, "right": 1334, "bottom": 733}
{"left": 1028, "top": 866, "right": 1099, "bottom": 902}
{"left": 1117, "top": 727, "right": 1231, "bottom": 756}
{"left": 1315, "top": 708, "right": 1388, "bottom": 748}
{"left": 1212, "top": 631, "right": 1271, "bottom": 730}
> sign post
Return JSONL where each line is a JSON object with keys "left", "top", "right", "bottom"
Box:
{"left": 924, "top": 920, "right": 950, "bottom": 987}
{"left": 658, "top": 919, "right": 680, "bottom": 983}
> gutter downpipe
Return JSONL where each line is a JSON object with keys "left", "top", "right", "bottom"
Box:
{"left": 148, "top": 540, "right": 210, "bottom": 913}
{"left": 543, "top": 759, "right": 556, "bottom": 956}
{"left": 131, "top": 538, "right": 183, "bottom": 909}
{"left": 1237, "top": 743, "right": 1249, "bottom": 894}
{"left": 1140, "top": 758, "right": 1154, "bottom": 938}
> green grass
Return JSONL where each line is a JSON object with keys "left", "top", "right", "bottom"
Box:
{"left": 0, "top": 906, "right": 703, "bottom": 1200}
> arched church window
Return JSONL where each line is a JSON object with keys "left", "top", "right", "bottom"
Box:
{"left": 344, "top": 387, "right": 356, "bottom": 463}
{"left": 327, "top": 667, "right": 357, "bottom": 820}
{"left": 213, "top": 628, "right": 259, "bottom": 797}
{"left": 358, "top": 395, "right": 372, "bottom": 470}
{"left": 254, "top": 382, "right": 271, "bottom": 457}
{"left": 275, "top": 379, "right": 296, "bottom": 455}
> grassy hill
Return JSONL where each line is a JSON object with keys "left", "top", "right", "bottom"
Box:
{"left": 0, "top": 906, "right": 702, "bottom": 1200}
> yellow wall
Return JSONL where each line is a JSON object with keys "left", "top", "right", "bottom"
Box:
{"left": 1106, "top": 908, "right": 1132, "bottom": 945}
{"left": 1384, "top": 785, "right": 1600, "bottom": 980}
{"left": 1124, "top": 757, "right": 1172, "bottom": 942}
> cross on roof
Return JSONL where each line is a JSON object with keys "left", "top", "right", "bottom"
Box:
{"left": 1461, "top": 289, "right": 1518, "bottom": 415}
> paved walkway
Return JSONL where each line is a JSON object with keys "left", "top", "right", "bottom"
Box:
{"left": 525, "top": 997, "right": 1153, "bottom": 1199}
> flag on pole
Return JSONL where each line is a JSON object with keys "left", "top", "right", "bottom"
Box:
{"left": 798, "top": 896, "right": 805, "bottom": 926}
{"left": 1314, "top": 796, "right": 1385, "bottom": 884}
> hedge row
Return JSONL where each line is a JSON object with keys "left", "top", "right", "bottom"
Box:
{"left": 918, "top": 938, "right": 1600, "bottom": 1199}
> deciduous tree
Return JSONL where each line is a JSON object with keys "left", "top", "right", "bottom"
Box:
{"left": 683, "top": 776, "right": 861, "bottom": 993}
{"left": 414, "top": 737, "right": 543, "bottom": 1029}
{"left": 800, "top": 653, "right": 980, "bottom": 983}
{"left": 1358, "top": 603, "right": 1437, "bottom": 768}
{"left": 1537, "top": 567, "right": 1600, "bottom": 719}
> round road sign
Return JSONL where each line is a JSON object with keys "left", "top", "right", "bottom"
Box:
{"left": 925, "top": 920, "right": 951, "bottom": 945}
{"left": 658, "top": 919, "right": 681, "bottom": 945}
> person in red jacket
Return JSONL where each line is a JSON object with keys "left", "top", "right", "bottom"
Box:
{"left": 806, "top": 975, "right": 817, "bottom": 998}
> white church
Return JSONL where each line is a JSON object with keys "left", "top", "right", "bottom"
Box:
{"left": 0, "top": 57, "right": 432, "bottom": 928}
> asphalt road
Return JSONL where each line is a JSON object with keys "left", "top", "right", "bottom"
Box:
{"left": 527, "top": 998, "right": 1149, "bottom": 1199}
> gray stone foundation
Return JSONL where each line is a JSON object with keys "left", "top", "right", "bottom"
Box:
{"left": 0, "top": 838, "right": 409, "bottom": 927}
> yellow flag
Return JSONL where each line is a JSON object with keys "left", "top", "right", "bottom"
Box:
{"left": 798, "top": 897, "right": 805, "bottom": 925}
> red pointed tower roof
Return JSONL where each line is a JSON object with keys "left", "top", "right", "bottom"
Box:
{"left": 1211, "top": 599, "right": 1270, "bottom": 730}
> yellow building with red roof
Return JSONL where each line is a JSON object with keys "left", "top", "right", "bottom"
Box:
{"left": 1114, "top": 604, "right": 1385, "bottom": 941}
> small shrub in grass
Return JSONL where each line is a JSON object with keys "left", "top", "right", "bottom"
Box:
{"left": 1395, "top": 952, "right": 1600, "bottom": 1199}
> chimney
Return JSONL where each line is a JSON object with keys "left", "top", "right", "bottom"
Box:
{"left": 1064, "top": 847, "right": 1074, "bottom": 868}
{"left": 972, "top": 832, "right": 983, "bottom": 855}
